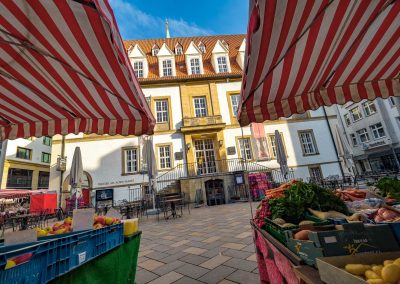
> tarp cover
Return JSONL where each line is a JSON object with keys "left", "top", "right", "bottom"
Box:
{"left": 30, "top": 193, "right": 57, "bottom": 213}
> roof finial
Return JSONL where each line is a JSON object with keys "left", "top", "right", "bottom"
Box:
{"left": 165, "top": 18, "right": 170, "bottom": 39}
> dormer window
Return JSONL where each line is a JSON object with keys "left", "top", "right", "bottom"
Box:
{"left": 133, "top": 61, "right": 144, "bottom": 78}
{"left": 175, "top": 44, "right": 183, "bottom": 55}
{"left": 198, "top": 42, "right": 206, "bottom": 53}
{"left": 221, "top": 40, "right": 229, "bottom": 50}
{"left": 217, "top": 57, "right": 228, "bottom": 73}
{"left": 152, "top": 45, "right": 159, "bottom": 56}
{"left": 162, "top": 59, "right": 173, "bottom": 76}
{"left": 190, "top": 58, "right": 201, "bottom": 74}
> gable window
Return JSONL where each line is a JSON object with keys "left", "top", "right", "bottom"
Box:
{"left": 41, "top": 152, "right": 51, "bottom": 163}
{"left": 356, "top": 128, "right": 370, "bottom": 143}
{"left": 350, "top": 133, "right": 358, "bottom": 146}
{"left": 175, "top": 45, "right": 183, "bottom": 55}
{"left": 238, "top": 138, "right": 253, "bottom": 160}
{"left": 370, "top": 123, "right": 385, "bottom": 139}
{"left": 123, "top": 148, "right": 138, "bottom": 174}
{"left": 155, "top": 100, "right": 169, "bottom": 123}
{"left": 363, "top": 101, "right": 377, "bottom": 116}
{"left": 162, "top": 59, "right": 173, "bottom": 76}
{"left": 133, "top": 61, "right": 144, "bottom": 78}
{"left": 158, "top": 145, "right": 171, "bottom": 170}
{"left": 344, "top": 114, "right": 351, "bottom": 126}
{"left": 152, "top": 46, "right": 159, "bottom": 56}
{"left": 16, "top": 147, "right": 31, "bottom": 160}
{"left": 230, "top": 94, "right": 241, "bottom": 117}
{"left": 190, "top": 58, "right": 201, "bottom": 74}
{"left": 193, "top": 97, "right": 207, "bottom": 117}
{"left": 217, "top": 57, "right": 228, "bottom": 73}
{"left": 350, "top": 107, "right": 362, "bottom": 122}
{"left": 299, "top": 130, "right": 318, "bottom": 155}
{"left": 198, "top": 43, "right": 206, "bottom": 53}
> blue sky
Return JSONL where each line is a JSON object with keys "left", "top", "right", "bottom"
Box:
{"left": 109, "top": 0, "right": 248, "bottom": 40}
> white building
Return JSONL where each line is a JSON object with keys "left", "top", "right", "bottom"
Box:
{"left": 335, "top": 97, "right": 400, "bottom": 174}
{"left": 0, "top": 137, "right": 52, "bottom": 189}
{"left": 49, "top": 34, "right": 342, "bottom": 207}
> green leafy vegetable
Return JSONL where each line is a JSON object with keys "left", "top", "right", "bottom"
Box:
{"left": 376, "top": 177, "right": 400, "bottom": 200}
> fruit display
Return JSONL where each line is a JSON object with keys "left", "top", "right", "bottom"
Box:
{"left": 254, "top": 198, "right": 272, "bottom": 228}
{"left": 335, "top": 188, "right": 367, "bottom": 201}
{"left": 34, "top": 215, "right": 121, "bottom": 237}
{"left": 344, "top": 257, "right": 400, "bottom": 283}
{"left": 374, "top": 207, "right": 400, "bottom": 223}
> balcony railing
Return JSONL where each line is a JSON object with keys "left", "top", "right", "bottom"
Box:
{"left": 182, "top": 115, "right": 224, "bottom": 128}
{"left": 155, "top": 158, "right": 294, "bottom": 192}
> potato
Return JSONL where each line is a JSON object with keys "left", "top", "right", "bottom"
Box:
{"left": 345, "top": 264, "right": 369, "bottom": 276}
{"left": 273, "top": 218, "right": 286, "bottom": 225}
{"left": 384, "top": 260, "right": 394, "bottom": 266}
{"left": 281, "top": 223, "right": 295, "bottom": 228}
{"left": 294, "top": 230, "right": 311, "bottom": 240}
{"left": 394, "top": 258, "right": 400, "bottom": 267}
{"left": 367, "top": 279, "right": 386, "bottom": 284}
{"left": 365, "top": 270, "right": 381, "bottom": 280}
{"left": 299, "top": 220, "right": 314, "bottom": 226}
{"left": 382, "top": 264, "right": 400, "bottom": 284}
{"left": 372, "top": 265, "right": 383, "bottom": 277}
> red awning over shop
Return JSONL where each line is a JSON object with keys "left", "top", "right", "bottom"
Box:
{"left": 239, "top": 0, "right": 400, "bottom": 126}
{"left": 0, "top": 0, "right": 155, "bottom": 140}
{"left": 0, "top": 189, "right": 49, "bottom": 199}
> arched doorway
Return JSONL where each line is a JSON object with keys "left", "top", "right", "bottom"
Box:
{"left": 62, "top": 171, "right": 93, "bottom": 208}
{"left": 205, "top": 179, "right": 225, "bottom": 206}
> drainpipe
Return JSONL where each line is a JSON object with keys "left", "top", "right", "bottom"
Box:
{"left": 323, "top": 106, "right": 345, "bottom": 178}
{"left": 58, "top": 135, "right": 66, "bottom": 208}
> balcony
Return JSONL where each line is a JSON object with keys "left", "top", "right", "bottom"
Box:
{"left": 181, "top": 115, "right": 226, "bottom": 133}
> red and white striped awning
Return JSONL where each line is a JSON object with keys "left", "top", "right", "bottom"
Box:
{"left": 0, "top": 0, "right": 155, "bottom": 140}
{"left": 239, "top": 0, "right": 400, "bottom": 126}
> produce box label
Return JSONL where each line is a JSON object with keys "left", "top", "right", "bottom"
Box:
{"left": 72, "top": 208, "right": 95, "bottom": 231}
{"left": 4, "top": 229, "right": 37, "bottom": 246}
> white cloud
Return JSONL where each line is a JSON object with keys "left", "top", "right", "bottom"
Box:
{"left": 109, "top": 0, "right": 212, "bottom": 39}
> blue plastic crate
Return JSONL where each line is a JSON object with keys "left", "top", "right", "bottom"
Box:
{"left": 0, "top": 223, "right": 124, "bottom": 283}
{"left": 0, "top": 240, "right": 58, "bottom": 284}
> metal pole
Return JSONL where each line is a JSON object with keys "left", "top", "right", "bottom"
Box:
{"left": 322, "top": 107, "right": 345, "bottom": 178}
{"left": 0, "top": 140, "right": 8, "bottom": 188}
{"left": 58, "top": 135, "right": 66, "bottom": 208}
{"left": 241, "top": 126, "right": 253, "bottom": 217}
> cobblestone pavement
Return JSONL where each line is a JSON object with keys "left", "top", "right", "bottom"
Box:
{"left": 136, "top": 202, "right": 259, "bottom": 284}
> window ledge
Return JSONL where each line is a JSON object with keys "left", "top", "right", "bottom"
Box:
{"left": 303, "top": 153, "right": 320, "bottom": 156}
{"left": 121, "top": 172, "right": 138, "bottom": 176}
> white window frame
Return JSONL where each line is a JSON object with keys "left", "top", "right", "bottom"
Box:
{"left": 268, "top": 135, "right": 277, "bottom": 158}
{"left": 363, "top": 101, "right": 377, "bottom": 116}
{"left": 175, "top": 45, "right": 183, "bottom": 55}
{"left": 238, "top": 138, "right": 253, "bottom": 160}
{"left": 193, "top": 97, "right": 207, "bottom": 117}
{"left": 350, "top": 133, "right": 358, "bottom": 146}
{"left": 230, "top": 94, "right": 241, "bottom": 117}
{"left": 357, "top": 128, "right": 370, "bottom": 143}
{"left": 124, "top": 148, "right": 138, "bottom": 174}
{"left": 162, "top": 59, "right": 173, "bottom": 77}
{"left": 198, "top": 43, "right": 206, "bottom": 53}
{"left": 217, "top": 56, "right": 228, "bottom": 73}
{"left": 370, "top": 123, "right": 385, "bottom": 139}
{"left": 350, "top": 107, "right": 362, "bottom": 122}
{"left": 158, "top": 145, "right": 171, "bottom": 170}
{"left": 190, "top": 58, "right": 201, "bottom": 75}
{"left": 344, "top": 114, "right": 351, "bottom": 126}
{"left": 133, "top": 61, "right": 144, "bottom": 78}
{"left": 152, "top": 47, "right": 159, "bottom": 56}
{"left": 155, "top": 100, "right": 169, "bottom": 123}
{"left": 299, "top": 130, "right": 319, "bottom": 156}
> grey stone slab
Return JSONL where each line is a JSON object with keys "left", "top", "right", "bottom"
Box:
{"left": 136, "top": 269, "right": 158, "bottom": 284}
{"left": 198, "top": 265, "right": 236, "bottom": 284}
{"left": 173, "top": 276, "right": 205, "bottom": 284}
{"left": 161, "top": 251, "right": 189, "bottom": 263}
{"left": 241, "top": 244, "right": 255, "bottom": 253}
{"left": 226, "top": 270, "right": 259, "bottom": 284}
{"left": 179, "top": 254, "right": 209, "bottom": 265}
{"left": 152, "top": 244, "right": 171, "bottom": 252}
{"left": 223, "top": 258, "right": 257, "bottom": 272}
{"left": 165, "top": 246, "right": 190, "bottom": 255}
{"left": 221, "top": 249, "right": 252, "bottom": 260}
{"left": 175, "top": 262, "right": 210, "bottom": 279}
{"left": 152, "top": 260, "right": 186, "bottom": 276}
{"left": 146, "top": 251, "right": 169, "bottom": 261}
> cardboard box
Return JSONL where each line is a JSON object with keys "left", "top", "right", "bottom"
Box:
{"left": 317, "top": 252, "right": 400, "bottom": 284}
{"left": 286, "top": 223, "right": 400, "bottom": 266}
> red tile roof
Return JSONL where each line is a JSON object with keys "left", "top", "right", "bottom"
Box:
{"left": 123, "top": 34, "right": 245, "bottom": 82}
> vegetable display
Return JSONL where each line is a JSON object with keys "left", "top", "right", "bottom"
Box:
{"left": 254, "top": 198, "right": 272, "bottom": 228}
{"left": 335, "top": 188, "right": 366, "bottom": 201}
{"left": 268, "top": 182, "right": 348, "bottom": 224}
{"left": 376, "top": 178, "right": 400, "bottom": 201}
{"left": 345, "top": 258, "right": 400, "bottom": 283}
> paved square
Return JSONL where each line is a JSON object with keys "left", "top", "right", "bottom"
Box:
{"left": 137, "top": 203, "right": 259, "bottom": 284}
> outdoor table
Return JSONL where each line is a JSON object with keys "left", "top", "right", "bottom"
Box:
{"left": 51, "top": 231, "right": 141, "bottom": 284}
{"left": 160, "top": 198, "right": 183, "bottom": 219}
{"left": 251, "top": 221, "right": 323, "bottom": 284}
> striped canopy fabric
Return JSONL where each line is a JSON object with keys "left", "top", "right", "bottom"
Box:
{"left": 0, "top": 0, "right": 155, "bottom": 140}
{"left": 239, "top": 0, "right": 400, "bottom": 126}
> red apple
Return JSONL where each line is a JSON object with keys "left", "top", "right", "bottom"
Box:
{"left": 94, "top": 216, "right": 106, "bottom": 225}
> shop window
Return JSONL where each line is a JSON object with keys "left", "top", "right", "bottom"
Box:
{"left": 298, "top": 130, "right": 319, "bottom": 155}
{"left": 16, "top": 147, "right": 32, "bottom": 160}
{"left": 38, "top": 171, "right": 49, "bottom": 189}
{"left": 6, "top": 168, "right": 33, "bottom": 189}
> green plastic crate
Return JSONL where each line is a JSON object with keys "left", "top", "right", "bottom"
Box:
{"left": 264, "top": 213, "right": 330, "bottom": 244}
